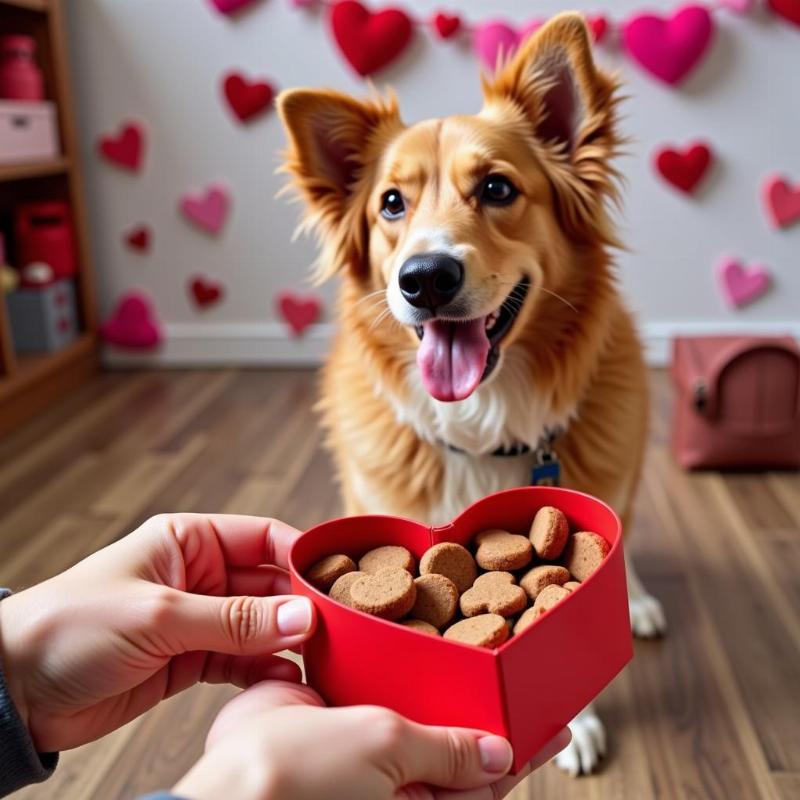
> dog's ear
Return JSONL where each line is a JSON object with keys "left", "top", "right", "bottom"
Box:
{"left": 483, "top": 13, "right": 623, "bottom": 241}
{"left": 277, "top": 88, "right": 402, "bottom": 281}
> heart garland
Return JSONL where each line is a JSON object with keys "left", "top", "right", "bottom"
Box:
{"left": 179, "top": 184, "right": 232, "bottom": 235}
{"left": 97, "top": 122, "right": 145, "bottom": 172}
{"left": 762, "top": 175, "right": 800, "bottom": 229}
{"left": 189, "top": 276, "right": 225, "bottom": 309}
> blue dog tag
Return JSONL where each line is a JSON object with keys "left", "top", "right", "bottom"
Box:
{"left": 531, "top": 454, "right": 560, "bottom": 487}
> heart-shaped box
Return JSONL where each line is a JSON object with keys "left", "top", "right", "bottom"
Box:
{"left": 289, "top": 486, "right": 632, "bottom": 771}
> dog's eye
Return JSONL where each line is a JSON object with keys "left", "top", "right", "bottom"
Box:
{"left": 480, "top": 175, "right": 518, "bottom": 206}
{"left": 380, "top": 189, "right": 405, "bottom": 220}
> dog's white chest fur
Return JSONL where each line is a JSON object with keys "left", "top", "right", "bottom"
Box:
{"left": 373, "top": 350, "right": 575, "bottom": 525}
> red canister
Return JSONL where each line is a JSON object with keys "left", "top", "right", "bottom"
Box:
{"left": 0, "top": 35, "right": 44, "bottom": 101}
{"left": 15, "top": 201, "right": 78, "bottom": 279}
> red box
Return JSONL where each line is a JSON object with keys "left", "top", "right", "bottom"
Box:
{"left": 289, "top": 486, "right": 633, "bottom": 772}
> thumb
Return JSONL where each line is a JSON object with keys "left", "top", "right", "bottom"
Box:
{"left": 160, "top": 590, "right": 315, "bottom": 655}
{"left": 391, "top": 721, "right": 513, "bottom": 791}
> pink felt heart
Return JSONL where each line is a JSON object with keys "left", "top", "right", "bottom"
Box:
{"left": 768, "top": 0, "right": 800, "bottom": 27}
{"left": 277, "top": 291, "right": 322, "bottom": 336}
{"left": 473, "top": 19, "right": 543, "bottom": 71}
{"left": 209, "top": 0, "right": 260, "bottom": 15}
{"left": 190, "top": 276, "right": 224, "bottom": 308}
{"left": 588, "top": 15, "right": 610, "bottom": 43}
{"left": 716, "top": 258, "right": 771, "bottom": 309}
{"left": 654, "top": 142, "right": 713, "bottom": 193}
{"left": 179, "top": 184, "right": 231, "bottom": 234}
{"left": 97, "top": 122, "right": 145, "bottom": 172}
{"left": 125, "top": 225, "right": 151, "bottom": 252}
{"left": 719, "top": 0, "right": 753, "bottom": 13}
{"left": 762, "top": 175, "right": 800, "bottom": 229}
{"left": 433, "top": 12, "right": 461, "bottom": 40}
{"left": 101, "top": 292, "right": 162, "bottom": 350}
{"left": 622, "top": 4, "right": 714, "bottom": 86}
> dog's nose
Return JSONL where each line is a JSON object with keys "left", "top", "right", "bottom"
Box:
{"left": 398, "top": 253, "right": 464, "bottom": 311}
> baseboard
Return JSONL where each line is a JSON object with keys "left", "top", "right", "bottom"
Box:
{"left": 103, "top": 319, "right": 800, "bottom": 368}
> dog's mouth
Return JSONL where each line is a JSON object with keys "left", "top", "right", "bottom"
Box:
{"left": 413, "top": 277, "right": 530, "bottom": 402}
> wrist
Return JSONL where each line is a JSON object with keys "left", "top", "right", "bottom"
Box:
{"left": 0, "top": 592, "right": 31, "bottom": 733}
{"left": 173, "top": 748, "right": 282, "bottom": 800}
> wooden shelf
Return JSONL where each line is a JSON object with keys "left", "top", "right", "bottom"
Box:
{"left": 0, "top": 0, "right": 49, "bottom": 12}
{"left": 0, "top": 156, "right": 69, "bottom": 183}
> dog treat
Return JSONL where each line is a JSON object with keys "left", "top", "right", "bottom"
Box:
{"left": 306, "top": 554, "right": 356, "bottom": 592}
{"left": 411, "top": 574, "right": 459, "bottom": 629}
{"left": 562, "top": 531, "right": 609, "bottom": 582}
{"left": 329, "top": 571, "right": 365, "bottom": 607}
{"left": 402, "top": 619, "right": 440, "bottom": 636}
{"left": 460, "top": 571, "right": 527, "bottom": 618}
{"left": 564, "top": 581, "right": 581, "bottom": 592}
{"left": 474, "top": 530, "right": 533, "bottom": 571}
{"left": 520, "top": 565, "right": 570, "bottom": 600}
{"left": 350, "top": 568, "right": 417, "bottom": 620}
{"left": 532, "top": 583, "right": 571, "bottom": 619}
{"left": 358, "top": 545, "right": 415, "bottom": 575}
{"left": 444, "top": 613, "right": 509, "bottom": 648}
{"left": 529, "top": 505, "right": 570, "bottom": 560}
{"left": 513, "top": 606, "right": 538, "bottom": 635}
{"left": 419, "top": 542, "right": 477, "bottom": 593}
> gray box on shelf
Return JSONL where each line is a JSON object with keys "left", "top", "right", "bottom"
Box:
{"left": 6, "top": 278, "right": 78, "bottom": 353}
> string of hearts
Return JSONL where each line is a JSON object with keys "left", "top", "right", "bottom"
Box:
{"left": 290, "top": 0, "right": 800, "bottom": 85}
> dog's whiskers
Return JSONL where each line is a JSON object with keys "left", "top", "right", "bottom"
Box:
{"left": 493, "top": 279, "right": 578, "bottom": 314}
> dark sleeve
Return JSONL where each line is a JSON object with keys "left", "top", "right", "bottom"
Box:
{"left": 0, "top": 589, "right": 58, "bottom": 797}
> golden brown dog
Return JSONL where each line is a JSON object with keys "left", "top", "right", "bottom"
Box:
{"left": 278, "top": 13, "right": 666, "bottom": 775}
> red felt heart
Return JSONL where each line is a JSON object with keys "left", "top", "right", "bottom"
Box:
{"left": 125, "top": 225, "right": 151, "bottom": 252}
{"left": 190, "top": 277, "right": 224, "bottom": 308}
{"left": 768, "top": 0, "right": 800, "bottom": 27}
{"left": 433, "top": 12, "right": 461, "bottom": 40}
{"left": 277, "top": 291, "right": 322, "bottom": 336}
{"left": 97, "top": 123, "right": 145, "bottom": 172}
{"left": 762, "top": 175, "right": 800, "bottom": 228}
{"left": 654, "top": 142, "right": 712, "bottom": 194}
{"left": 330, "top": 0, "right": 414, "bottom": 77}
{"left": 588, "top": 15, "right": 609, "bottom": 42}
{"left": 223, "top": 72, "right": 275, "bottom": 122}
{"left": 288, "top": 486, "right": 631, "bottom": 774}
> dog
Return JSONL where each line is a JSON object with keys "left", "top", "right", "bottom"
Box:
{"left": 277, "top": 12, "right": 666, "bottom": 776}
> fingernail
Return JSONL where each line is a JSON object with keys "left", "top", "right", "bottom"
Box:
{"left": 277, "top": 598, "right": 313, "bottom": 636}
{"left": 478, "top": 735, "right": 513, "bottom": 773}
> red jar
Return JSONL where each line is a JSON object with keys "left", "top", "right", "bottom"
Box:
{"left": 0, "top": 35, "right": 44, "bottom": 101}
{"left": 15, "top": 201, "right": 77, "bottom": 279}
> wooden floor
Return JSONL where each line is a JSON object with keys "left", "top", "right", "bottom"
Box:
{"left": 2, "top": 368, "right": 798, "bottom": 800}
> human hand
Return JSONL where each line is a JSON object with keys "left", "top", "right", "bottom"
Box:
{"left": 173, "top": 681, "right": 571, "bottom": 800}
{"left": 0, "top": 513, "right": 315, "bottom": 753}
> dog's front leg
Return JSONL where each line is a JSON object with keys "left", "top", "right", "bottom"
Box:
{"left": 553, "top": 702, "right": 607, "bottom": 776}
{"left": 625, "top": 555, "right": 667, "bottom": 638}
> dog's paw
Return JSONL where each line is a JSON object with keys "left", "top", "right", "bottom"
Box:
{"left": 629, "top": 589, "right": 667, "bottom": 638}
{"left": 553, "top": 706, "right": 606, "bottom": 777}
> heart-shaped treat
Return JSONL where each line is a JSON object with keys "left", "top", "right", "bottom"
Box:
{"left": 473, "top": 19, "right": 543, "bottom": 71}
{"left": 716, "top": 257, "right": 771, "bottom": 308}
{"left": 329, "top": 0, "right": 414, "bottom": 77}
{"left": 768, "top": 0, "right": 800, "bottom": 27}
{"left": 179, "top": 184, "right": 231, "bottom": 235}
{"left": 432, "top": 12, "right": 461, "bottom": 40}
{"left": 101, "top": 291, "right": 162, "bottom": 350}
{"left": 289, "top": 486, "right": 631, "bottom": 771}
{"left": 655, "top": 142, "right": 713, "bottom": 194}
{"left": 222, "top": 72, "right": 275, "bottom": 122}
{"left": 277, "top": 291, "right": 322, "bottom": 336}
{"left": 622, "top": 4, "right": 714, "bottom": 86}
{"left": 189, "top": 276, "right": 224, "bottom": 308}
{"left": 762, "top": 175, "right": 800, "bottom": 229}
{"left": 124, "top": 225, "right": 151, "bottom": 252}
{"left": 97, "top": 122, "right": 145, "bottom": 172}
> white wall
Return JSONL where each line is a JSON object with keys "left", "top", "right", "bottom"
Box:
{"left": 65, "top": 0, "right": 800, "bottom": 366}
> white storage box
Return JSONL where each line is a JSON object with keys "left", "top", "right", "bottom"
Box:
{"left": 0, "top": 100, "right": 60, "bottom": 164}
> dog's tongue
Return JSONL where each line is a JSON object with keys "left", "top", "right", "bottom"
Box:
{"left": 417, "top": 319, "right": 490, "bottom": 402}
